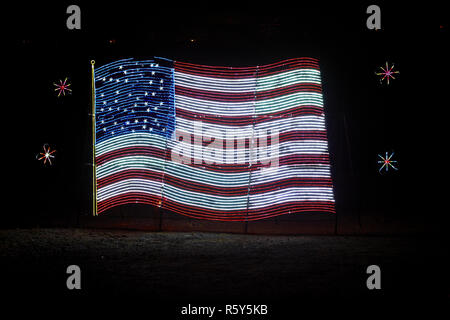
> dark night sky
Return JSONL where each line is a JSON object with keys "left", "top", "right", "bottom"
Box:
{"left": 5, "top": 1, "right": 443, "bottom": 226}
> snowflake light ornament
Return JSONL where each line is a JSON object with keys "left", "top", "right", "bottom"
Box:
{"left": 377, "top": 151, "right": 398, "bottom": 173}
{"left": 37, "top": 144, "right": 56, "bottom": 165}
{"left": 375, "top": 62, "right": 399, "bottom": 85}
{"left": 53, "top": 77, "right": 72, "bottom": 97}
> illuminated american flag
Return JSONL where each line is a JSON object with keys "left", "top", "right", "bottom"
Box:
{"left": 94, "top": 57, "right": 335, "bottom": 221}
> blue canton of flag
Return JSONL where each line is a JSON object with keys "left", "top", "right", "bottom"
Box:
{"left": 94, "top": 58, "right": 175, "bottom": 143}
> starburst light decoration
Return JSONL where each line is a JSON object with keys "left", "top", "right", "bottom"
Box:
{"left": 377, "top": 151, "right": 398, "bottom": 173}
{"left": 37, "top": 144, "right": 56, "bottom": 165}
{"left": 53, "top": 77, "right": 72, "bottom": 97}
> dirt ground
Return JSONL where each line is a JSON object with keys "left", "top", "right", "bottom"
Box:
{"left": 0, "top": 228, "right": 447, "bottom": 309}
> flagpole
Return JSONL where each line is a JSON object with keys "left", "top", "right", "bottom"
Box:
{"left": 91, "top": 60, "right": 98, "bottom": 216}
